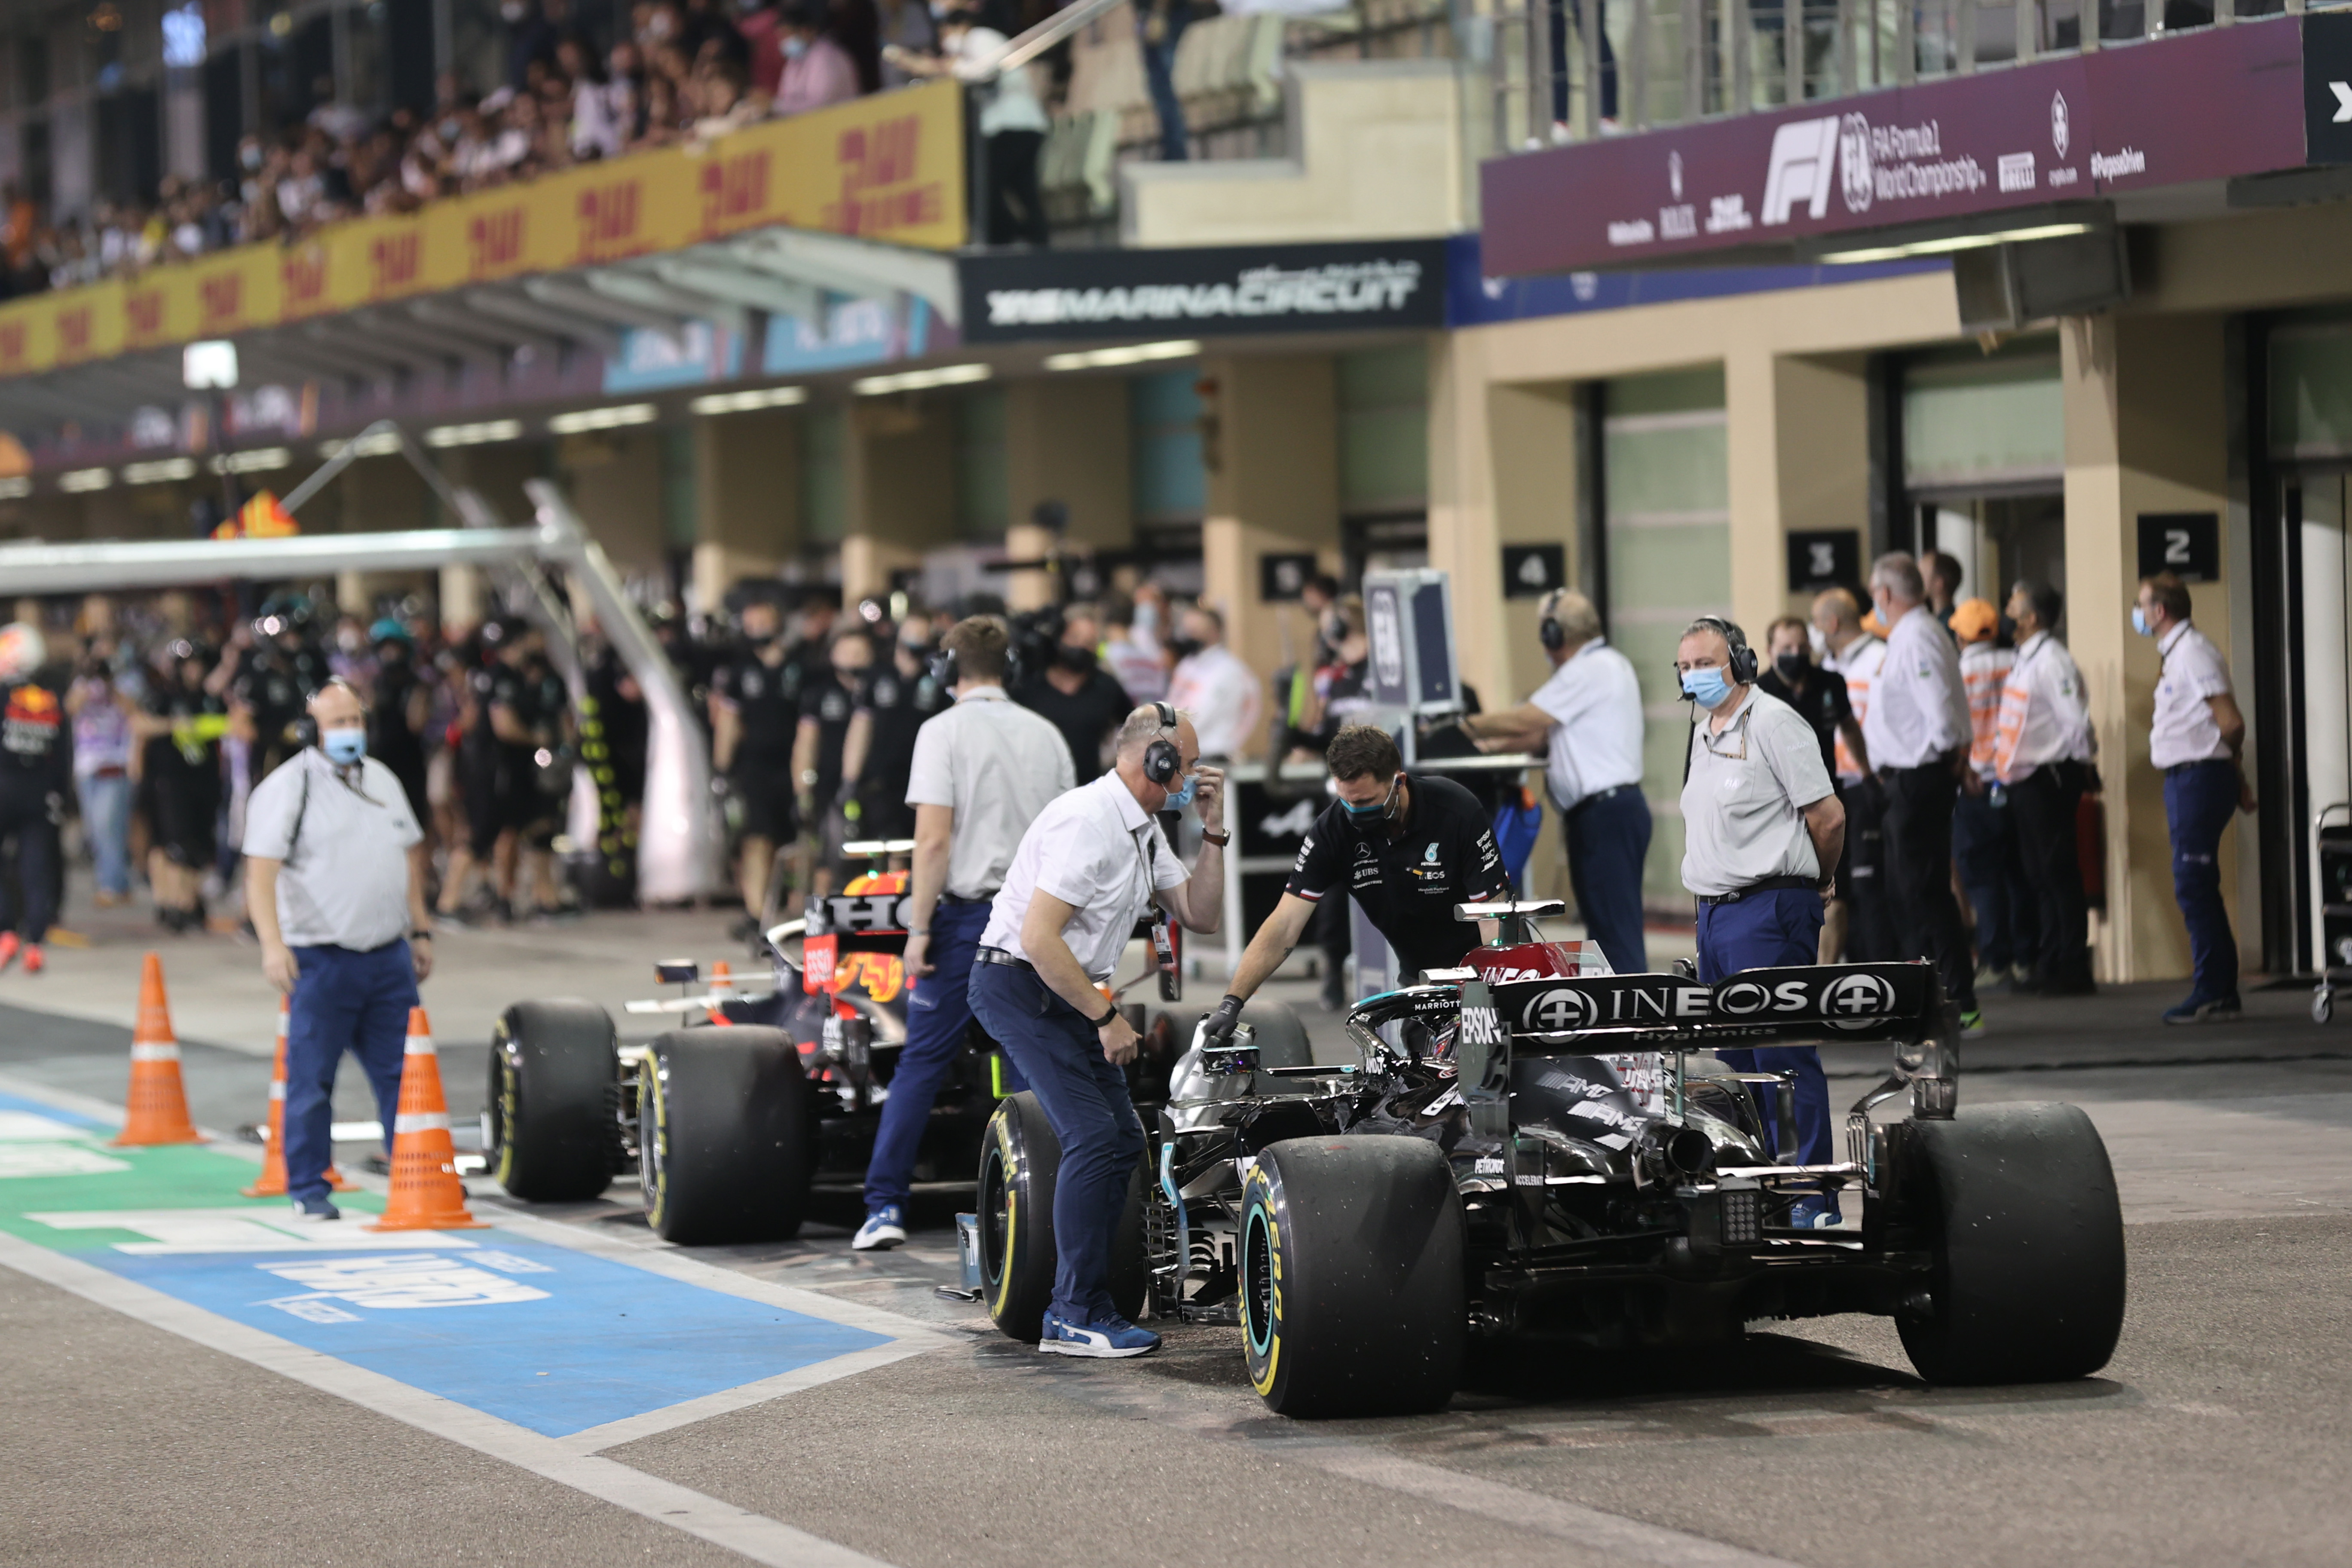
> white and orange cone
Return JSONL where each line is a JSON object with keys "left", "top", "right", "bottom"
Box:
{"left": 111, "top": 952, "right": 202, "bottom": 1147}
{"left": 364, "top": 1007, "right": 489, "bottom": 1231}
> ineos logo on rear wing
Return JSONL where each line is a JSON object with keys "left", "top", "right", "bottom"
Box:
{"left": 1493, "top": 963, "right": 1930, "bottom": 1041}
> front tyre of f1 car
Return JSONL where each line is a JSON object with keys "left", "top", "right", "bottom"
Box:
{"left": 1896, "top": 1102, "right": 2127, "bottom": 1385}
{"left": 980, "top": 1092, "right": 1147, "bottom": 1342}
{"left": 487, "top": 999, "right": 619, "bottom": 1202}
{"left": 1240, "top": 1134, "right": 1464, "bottom": 1418}
{"left": 639, "top": 1027, "right": 814, "bottom": 1245}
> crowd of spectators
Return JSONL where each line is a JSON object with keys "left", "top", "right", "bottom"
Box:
{"left": 0, "top": 0, "right": 1052, "bottom": 300}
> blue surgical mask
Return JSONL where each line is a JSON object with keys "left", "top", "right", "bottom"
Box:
{"left": 2131, "top": 606, "right": 2152, "bottom": 637}
{"left": 322, "top": 728, "right": 367, "bottom": 765}
{"left": 1164, "top": 773, "right": 1196, "bottom": 810}
{"left": 1681, "top": 667, "right": 1731, "bottom": 709}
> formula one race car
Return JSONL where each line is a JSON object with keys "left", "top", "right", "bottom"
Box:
{"left": 979, "top": 900, "right": 2127, "bottom": 1418}
{"left": 482, "top": 847, "right": 1006, "bottom": 1243}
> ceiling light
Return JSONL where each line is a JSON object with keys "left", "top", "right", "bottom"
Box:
{"left": 424, "top": 419, "right": 524, "bottom": 448}
{"left": 58, "top": 467, "right": 112, "bottom": 492}
{"left": 318, "top": 430, "right": 405, "bottom": 459}
{"left": 1042, "top": 340, "right": 1201, "bottom": 372}
{"left": 0, "top": 478, "right": 28, "bottom": 499}
{"left": 208, "top": 447, "right": 291, "bottom": 474}
{"left": 1816, "top": 221, "right": 2095, "bottom": 264}
{"left": 123, "top": 457, "right": 198, "bottom": 484}
{"left": 851, "top": 364, "right": 991, "bottom": 396}
{"left": 548, "top": 403, "right": 657, "bottom": 435}
{"left": 689, "top": 386, "right": 809, "bottom": 415}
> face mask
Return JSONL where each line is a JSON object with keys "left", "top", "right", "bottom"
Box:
{"left": 1681, "top": 667, "right": 1731, "bottom": 709}
{"left": 1168, "top": 636, "right": 1204, "bottom": 662}
{"left": 439, "top": 116, "right": 462, "bottom": 141}
{"left": 240, "top": 144, "right": 263, "bottom": 171}
{"left": 1340, "top": 774, "right": 1400, "bottom": 825}
{"left": 2131, "top": 606, "right": 2152, "bottom": 637}
{"left": 501, "top": 0, "right": 527, "bottom": 20}
{"left": 1772, "top": 651, "right": 1806, "bottom": 683}
{"left": 1997, "top": 613, "right": 2018, "bottom": 643}
{"left": 1057, "top": 643, "right": 1093, "bottom": 674}
{"left": 782, "top": 34, "right": 808, "bottom": 56}
{"left": 322, "top": 728, "right": 367, "bottom": 765}
{"left": 1164, "top": 773, "right": 1196, "bottom": 810}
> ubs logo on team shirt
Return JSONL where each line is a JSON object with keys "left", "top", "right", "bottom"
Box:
{"left": 741, "top": 669, "right": 765, "bottom": 698}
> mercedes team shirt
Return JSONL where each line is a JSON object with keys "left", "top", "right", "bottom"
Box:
{"left": 1285, "top": 771, "right": 1510, "bottom": 979}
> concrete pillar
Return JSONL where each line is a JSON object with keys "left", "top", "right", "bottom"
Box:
{"left": 1724, "top": 347, "right": 1873, "bottom": 638}
{"left": 440, "top": 564, "right": 484, "bottom": 632}
{"left": 1198, "top": 354, "right": 1340, "bottom": 693}
{"left": 841, "top": 395, "right": 956, "bottom": 602}
{"left": 555, "top": 431, "right": 665, "bottom": 582}
{"left": 692, "top": 410, "right": 798, "bottom": 611}
{"left": 2061, "top": 312, "right": 2242, "bottom": 986}
{"left": 1004, "top": 376, "right": 1135, "bottom": 611}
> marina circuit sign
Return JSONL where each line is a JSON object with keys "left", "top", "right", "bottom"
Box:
{"left": 0, "top": 1091, "right": 895, "bottom": 1439}
{"left": 960, "top": 239, "right": 1449, "bottom": 341}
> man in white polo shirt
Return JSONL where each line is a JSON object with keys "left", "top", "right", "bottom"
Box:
{"left": 1994, "top": 580, "right": 2096, "bottom": 997}
{"left": 243, "top": 679, "right": 432, "bottom": 1222}
{"left": 1864, "top": 552, "right": 1982, "bottom": 1038}
{"left": 969, "top": 703, "right": 1226, "bottom": 1358}
{"left": 2137, "top": 571, "right": 2256, "bottom": 1024}
{"left": 857, "top": 616, "right": 1074, "bottom": 1252}
{"left": 1460, "top": 587, "right": 1649, "bottom": 974}
{"left": 1675, "top": 616, "right": 1846, "bottom": 1227}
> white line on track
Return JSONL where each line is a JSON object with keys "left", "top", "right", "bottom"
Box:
{"left": 556, "top": 1342, "right": 934, "bottom": 1455}
{"left": 0, "top": 1231, "right": 897, "bottom": 1568}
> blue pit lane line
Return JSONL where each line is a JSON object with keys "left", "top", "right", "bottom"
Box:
{"left": 0, "top": 1086, "right": 905, "bottom": 1441}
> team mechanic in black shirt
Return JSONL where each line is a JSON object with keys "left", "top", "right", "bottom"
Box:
{"left": 1199, "top": 724, "right": 1509, "bottom": 1044}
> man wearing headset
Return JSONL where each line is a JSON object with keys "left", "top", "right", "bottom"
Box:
{"left": 1676, "top": 616, "right": 1848, "bottom": 1228}
{"left": 1458, "top": 587, "right": 1649, "bottom": 975}
{"left": 1200, "top": 723, "right": 1511, "bottom": 1036}
{"left": 969, "top": 703, "right": 1225, "bottom": 1359}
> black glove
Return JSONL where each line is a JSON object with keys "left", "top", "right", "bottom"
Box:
{"left": 1200, "top": 993, "right": 1245, "bottom": 1047}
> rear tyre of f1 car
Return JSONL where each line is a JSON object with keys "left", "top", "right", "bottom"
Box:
{"left": 981, "top": 1092, "right": 1147, "bottom": 1342}
{"left": 639, "top": 1027, "right": 814, "bottom": 1245}
{"left": 1240, "top": 1134, "right": 1465, "bottom": 1417}
{"left": 1896, "top": 1102, "right": 2126, "bottom": 1385}
{"left": 487, "top": 999, "right": 619, "bottom": 1202}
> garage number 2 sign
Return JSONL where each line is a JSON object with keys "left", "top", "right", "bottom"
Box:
{"left": 2137, "top": 512, "right": 2219, "bottom": 583}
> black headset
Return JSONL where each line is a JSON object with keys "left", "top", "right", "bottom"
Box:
{"left": 1677, "top": 616, "right": 1759, "bottom": 695}
{"left": 928, "top": 647, "right": 958, "bottom": 689}
{"left": 1142, "top": 701, "right": 1183, "bottom": 786}
{"left": 1538, "top": 613, "right": 1565, "bottom": 651}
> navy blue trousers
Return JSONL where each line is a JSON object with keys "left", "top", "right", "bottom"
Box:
{"left": 968, "top": 959, "right": 1143, "bottom": 1325}
{"left": 1697, "top": 888, "right": 1833, "bottom": 1174}
{"left": 2164, "top": 758, "right": 2240, "bottom": 1005}
{"left": 864, "top": 899, "right": 996, "bottom": 1213}
{"left": 1953, "top": 787, "right": 2039, "bottom": 975}
{"left": 285, "top": 940, "right": 417, "bottom": 1204}
{"left": 1565, "top": 787, "right": 1653, "bottom": 975}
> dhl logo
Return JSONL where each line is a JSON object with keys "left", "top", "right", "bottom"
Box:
{"left": 575, "top": 181, "right": 642, "bottom": 260}
{"left": 828, "top": 950, "right": 905, "bottom": 1006}
{"left": 467, "top": 208, "right": 527, "bottom": 277}
{"left": 837, "top": 117, "right": 920, "bottom": 192}
{"left": 125, "top": 288, "right": 165, "bottom": 342}
{"left": 54, "top": 306, "right": 91, "bottom": 361}
{"left": 0, "top": 320, "right": 23, "bottom": 368}
{"left": 370, "top": 231, "right": 420, "bottom": 296}
{"left": 281, "top": 245, "right": 329, "bottom": 312}
{"left": 199, "top": 271, "right": 245, "bottom": 330}
{"left": 698, "top": 150, "right": 771, "bottom": 233}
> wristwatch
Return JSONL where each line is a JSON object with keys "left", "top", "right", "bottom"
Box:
{"left": 411, "top": 929, "right": 434, "bottom": 941}
{"left": 1201, "top": 829, "right": 1231, "bottom": 847}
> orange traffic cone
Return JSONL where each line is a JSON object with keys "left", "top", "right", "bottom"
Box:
{"left": 112, "top": 952, "right": 202, "bottom": 1147}
{"left": 242, "top": 997, "right": 355, "bottom": 1197}
{"left": 366, "top": 1008, "right": 489, "bottom": 1231}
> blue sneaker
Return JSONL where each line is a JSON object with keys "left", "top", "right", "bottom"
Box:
{"left": 852, "top": 1206, "right": 906, "bottom": 1252}
{"left": 1786, "top": 1196, "right": 1842, "bottom": 1230}
{"left": 2163, "top": 995, "right": 2241, "bottom": 1025}
{"left": 1038, "top": 1308, "right": 1160, "bottom": 1358}
{"left": 288, "top": 1195, "right": 340, "bottom": 1223}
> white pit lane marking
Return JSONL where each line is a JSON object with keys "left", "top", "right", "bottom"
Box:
{"left": 0, "top": 1232, "right": 899, "bottom": 1568}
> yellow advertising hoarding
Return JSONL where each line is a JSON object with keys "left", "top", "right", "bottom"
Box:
{"left": 0, "top": 80, "right": 965, "bottom": 383}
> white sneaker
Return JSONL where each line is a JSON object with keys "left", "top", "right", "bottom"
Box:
{"left": 852, "top": 1207, "right": 906, "bottom": 1251}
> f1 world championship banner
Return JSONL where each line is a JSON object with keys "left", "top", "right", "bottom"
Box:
{"left": 0, "top": 80, "right": 965, "bottom": 382}
{"left": 959, "top": 239, "right": 1450, "bottom": 342}
{"left": 1481, "top": 13, "right": 2331, "bottom": 276}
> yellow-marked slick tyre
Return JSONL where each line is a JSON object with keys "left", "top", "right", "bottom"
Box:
{"left": 981, "top": 1092, "right": 1060, "bottom": 1341}
{"left": 639, "top": 1027, "right": 814, "bottom": 1245}
{"left": 1240, "top": 1135, "right": 1465, "bottom": 1418}
{"left": 1895, "top": 1102, "right": 2126, "bottom": 1385}
{"left": 488, "top": 999, "right": 619, "bottom": 1202}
